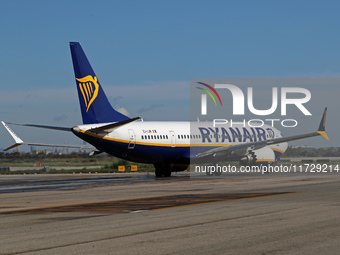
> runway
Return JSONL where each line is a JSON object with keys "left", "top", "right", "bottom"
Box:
{"left": 1, "top": 170, "right": 340, "bottom": 254}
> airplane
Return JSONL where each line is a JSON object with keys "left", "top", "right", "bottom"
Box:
{"left": 2, "top": 42, "right": 329, "bottom": 177}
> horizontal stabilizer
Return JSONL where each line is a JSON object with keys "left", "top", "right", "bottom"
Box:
{"left": 2, "top": 121, "right": 94, "bottom": 151}
{"left": 4, "top": 122, "right": 71, "bottom": 132}
{"left": 89, "top": 117, "right": 141, "bottom": 133}
{"left": 2, "top": 121, "right": 23, "bottom": 151}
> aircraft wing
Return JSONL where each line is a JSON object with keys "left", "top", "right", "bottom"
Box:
{"left": 195, "top": 108, "right": 329, "bottom": 159}
{"left": 1, "top": 121, "right": 94, "bottom": 152}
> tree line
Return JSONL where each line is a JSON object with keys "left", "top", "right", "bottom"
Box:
{"left": 283, "top": 147, "right": 340, "bottom": 157}
{"left": 1, "top": 147, "right": 340, "bottom": 160}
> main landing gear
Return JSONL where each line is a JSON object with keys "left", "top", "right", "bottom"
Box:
{"left": 153, "top": 164, "right": 189, "bottom": 177}
{"left": 154, "top": 163, "right": 172, "bottom": 177}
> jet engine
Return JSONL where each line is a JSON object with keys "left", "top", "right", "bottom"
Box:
{"left": 239, "top": 146, "right": 275, "bottom": 167}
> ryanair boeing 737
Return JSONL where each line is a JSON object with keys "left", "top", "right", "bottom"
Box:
{"left": 2, "top": 42, "right": 329, "bottom": 177}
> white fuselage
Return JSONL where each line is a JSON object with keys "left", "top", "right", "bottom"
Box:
{"left": 74, "top": 120, "right": 288, "bottom": 165}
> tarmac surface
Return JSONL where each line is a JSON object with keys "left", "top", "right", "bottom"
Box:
{"left": 1, "top": 170, "right": 340, "bottom": 254}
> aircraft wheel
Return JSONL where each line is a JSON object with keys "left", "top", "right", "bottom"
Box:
{"left": 214, "top": 170, "right": 222, "bottom": 176}
{"left": 155, "top": 168, "right": 164, "bottom": 177}
{"left": 206, "top": 171, "right": 213, "bottom": 176}
{"left": 154, "top": 163, "right": 172, "bottom": 177}
{"left": 164, "top": 169, "right": 171, "bottom": 177}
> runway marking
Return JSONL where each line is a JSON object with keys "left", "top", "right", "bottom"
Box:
{"left": 0, "top": 192, "right": 296, "bottom": 215}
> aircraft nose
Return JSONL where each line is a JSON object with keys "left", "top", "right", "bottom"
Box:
{"left": 71, "top": 126, "right": 80, "bottom": 135}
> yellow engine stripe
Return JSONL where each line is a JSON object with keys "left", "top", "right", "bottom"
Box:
{"left": 271, "top": 148, "right": 284, "bottom": 154}
{"left": 256, "top": 159, "right": 275, "bottom": 162}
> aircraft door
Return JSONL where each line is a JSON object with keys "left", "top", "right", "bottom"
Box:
{"left": 169, "top": 131, "right": 176, "bottom": 147}
{"left": 128, "top": 129, "right": 136, "bottom": 149}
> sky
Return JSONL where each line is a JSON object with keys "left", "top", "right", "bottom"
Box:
{"left": 1, "top": 0, "right": 340, "bottom": 151}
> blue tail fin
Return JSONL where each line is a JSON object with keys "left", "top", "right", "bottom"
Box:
{"left": 70, "top": 42, "right": 130, "bottom": 124}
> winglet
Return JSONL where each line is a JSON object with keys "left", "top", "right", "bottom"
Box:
{"left": 2, "top": 121, "right": 24, "bottom": 151}
{"left": 316, "top": 107, "right": 329, "bottom": 140}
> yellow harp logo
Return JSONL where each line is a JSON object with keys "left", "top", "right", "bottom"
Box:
{"left": 76, "top": 75, "right": 99, "bottom": 112}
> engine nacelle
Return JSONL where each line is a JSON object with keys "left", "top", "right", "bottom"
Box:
{"left": 239, "top": 151, "right": 256, "bottom": 166}
{"left": 239, "top": 147, "right": 275, "bottom": 167}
